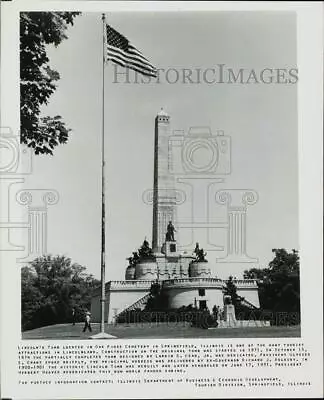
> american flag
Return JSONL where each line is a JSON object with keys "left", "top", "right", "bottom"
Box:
{"left": 105, "top": 24, "right": 157, "bottom": 78}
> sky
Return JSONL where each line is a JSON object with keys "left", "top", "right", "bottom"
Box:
{"left": 20, "top": 11, "right": 298, "bottom": 280}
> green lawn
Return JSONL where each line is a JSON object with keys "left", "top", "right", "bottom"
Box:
{"left": 22, "top": 322, "right": 301, "bottom": 340}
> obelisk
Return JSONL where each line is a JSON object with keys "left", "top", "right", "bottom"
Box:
{"left": 152, "top": 109, "right": 177, "bottom": 254}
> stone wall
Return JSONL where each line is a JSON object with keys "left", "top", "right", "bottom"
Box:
{"left": 167, "top": 285, "right": 224, "bottom": 309}
{"left": 91, "top": 280, "right": 153, "bottom": 323}
{"left": 90, "top": 278, "right": 260, "bottom": 323}
{"left": 237, "top": 286, "right": 260, "bottom": 308}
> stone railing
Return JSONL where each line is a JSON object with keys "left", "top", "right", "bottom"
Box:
{"left": 162, "top": 277, "right": 224, "bottom": 289}
{"left": 162, "top": 277, "right": 257, "bottom": 289}
{"left": 232, "top": 279, "right": 258, "bottom": 288}
{"left": 108, "top": 280, "right": 154, "bottom": 290}
{"left": 92, "top": 277, "right": 258, "bottom": 296}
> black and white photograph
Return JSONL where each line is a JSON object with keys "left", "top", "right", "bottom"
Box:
{"left": 0, "top": 2, "right": 322, "bottom": 399}
{"left": 16, "top": 11, "right": 301, "bottom": 340}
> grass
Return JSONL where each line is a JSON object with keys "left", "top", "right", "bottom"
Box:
{"left": 22, "top": 322, "right": 301, "bottom": 340}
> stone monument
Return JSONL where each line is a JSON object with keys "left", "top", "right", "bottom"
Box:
{"left": 152, "top": 109, "right": 177, "bottom": 254}
{"left": 90, "top": 110, "right": 261, "bottom": 324}
{"left": 223, "top": 295, "right": 237, "bottom": 327}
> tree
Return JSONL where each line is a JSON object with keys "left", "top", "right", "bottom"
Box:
{"left": 20, "top": 12, "right": 80, "bottom": 155}
{"left": 145, "top": 281, "right": 168, "bottom": 311}
{"left": 268, "top": 248, "right": 299, "bottom": 277}
{"left": 21, "top": 255, "right": 99, "bottom": 331}
{"left": 244, "top": 249, "right": 300, "bottom": 324}
{"left": 243, "top": 267, "right": 269, "bottom": 280}
{"left": 223, "top": 276, "right": 243, "bottom": 309}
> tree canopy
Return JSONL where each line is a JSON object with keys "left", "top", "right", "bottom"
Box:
{"left": 244, "top": 248, "right": 300, "bottom": 324}
{"left": 223, "top": 275, "right": 241, "bottom": 308}
{"left": 21, "top": 255, "right": 99, "bottom": 331}
{"left": 20, "top": 12, "right": 80, "bottom": 155}
{"left": 145, "top": 281, "right": 168, "bottom": 311}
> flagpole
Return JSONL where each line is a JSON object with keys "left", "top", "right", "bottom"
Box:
{"left": 100, "top": 12, "right": 106, "bottom": 335}
{"left": 91, "top": 13, "right": 115, "bottom": 339}
{"left": 91, "top": 14, "right": 157, "bottom": 339}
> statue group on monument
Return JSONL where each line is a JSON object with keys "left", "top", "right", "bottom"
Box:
{"left": 194, "top": 242, "right": 208, "bottom": 262}
{"left": 127, "top": 228, "right": 209, "bottom": 268}
{"left": 138, "top": 238, "right": 154, "bottom": 259}
{"left": 126, "top": 252, "right": 139, "bottom": 267}
{"left": 127, "top": 238, "right": 154, "bottom": 267}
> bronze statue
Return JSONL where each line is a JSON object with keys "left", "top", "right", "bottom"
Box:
{"left": 127, "top": 239, "right": 155, "bottom": 266}
{"left": 194, "top": 242, "right": 207, "bottom": 262}
{"left": 127, "top": 251, "right": 140, "bottom": 267}
{"left": 194, "top": 242, "right": 199, "bottom": 255}
{"left": 138, "top": 239, "right": 153, "bottom": 259}
{"left": 132, "top": 251, "right": 140, "bottom": 263}
{"left": 166, "top": 221, "right": 176, "bottom": 241}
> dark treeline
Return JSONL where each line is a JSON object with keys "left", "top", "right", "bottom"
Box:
{"left": 21, "top": 255, "right": 99, "bottom": 331}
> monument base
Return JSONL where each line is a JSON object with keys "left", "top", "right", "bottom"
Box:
{"left": 209, "top": 320, "right": 271, "bottom": 329}
{"left": 224, "top": 304, "right": 237, "bottom": 323}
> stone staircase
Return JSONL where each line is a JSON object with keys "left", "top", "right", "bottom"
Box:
{"left": 114, "top": 293, "right": 151, "bottom": 321}
{"left": 240, "top": 297, "right": 259, "bottom": 310}
{"left": 221, "top": 282, "right": 259, "bottom": 310}
{"left": 113, "top": 286, "right": 258, "bottom": 323}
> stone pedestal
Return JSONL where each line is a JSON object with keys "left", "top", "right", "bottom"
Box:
{"left": 224, "top": 304, "right": 237, "bottom": 325}
{"left": 135, "top": 259, "right": 158, "bottom": 280}
{"left": 163, "top": 240, "right": 179, "bottom": 258}
{"left": 189, "top": 261, "right": 211, "bottom": 278}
